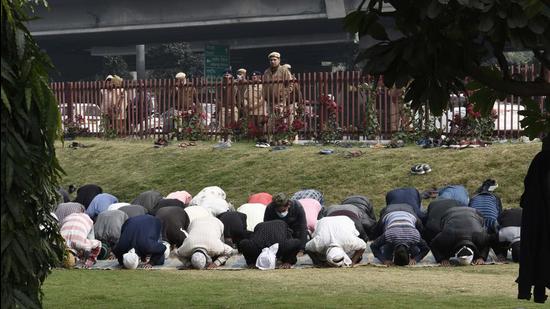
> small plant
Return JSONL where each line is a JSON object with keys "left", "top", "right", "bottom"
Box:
{"left": 175, "top": 105, "right": 206, "bottom": 141}
{"left": 358, "top": 82, "right": 381, "bottom": 140}
{"left": 63, "top": 115, "right": 89, "bottom": 140}
{"left": 100, "top": 114, "right": 118, "bottom": 139}
{"left": 316, "top": 94, "right": 343, "bottom": 144}
{"left": 449, "top": 103, "right": 498, "bottom": 139}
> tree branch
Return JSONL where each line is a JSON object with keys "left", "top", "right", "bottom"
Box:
{"left": 466, "top": 65, "right": 550, "bottom": 96}
{"left": 492, "top": 42, "right": 510, "bottom": 80}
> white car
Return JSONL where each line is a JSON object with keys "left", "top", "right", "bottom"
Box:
{"left": 59, "top": 103, "right": 102, "bottom": 133}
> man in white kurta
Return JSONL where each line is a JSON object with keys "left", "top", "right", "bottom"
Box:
{"left": 305, "top": 216, "right": 367, "bottom": 267}
{"left": 176, "top": 216, "right": 235, "bottom": 269}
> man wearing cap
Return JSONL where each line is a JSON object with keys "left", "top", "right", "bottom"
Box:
{"left": 238, "top": 219, "right": 302, "bottom": 269}
{"left": 100, "top": 75, "right": 128, "bottom": 134}
{"left": 235, "top": 68, "right": 248, "bottom": 119}
{"left": 370, "top": 203, "right": 430, "bottom": 266}
{"left": 263, "top": 52, "right": 292, "bottom": 142}
{"left": 305, "top": 216, "right": 366, "bottom": 267}
{"left": 247, "top": 71, "right": 267, "bottom": 139}
{"left": 430, "top": 207, "right": 491, "bottom": 266}
{"left": 264, "top": 193, "right": 308, "bottom": 250}
{"left": 112, "top": 215, "right": 167, "bottom": 269}
{"left": 175, "top": 216, "right": 236, "bottom": 269}
{"left": 175, "top": 72, "right": 199, "bottom": 113}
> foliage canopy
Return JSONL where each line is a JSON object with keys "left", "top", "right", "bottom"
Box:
{"left": 345, "top": 0, "right": 550, "bottom": 137}
{"left": 1, "top": 0, "right": 66, "bottom": 307}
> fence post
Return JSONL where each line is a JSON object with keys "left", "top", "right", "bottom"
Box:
{"left": 224, "top": 76, "right": 233, "bottom": 141}
{"left": 64, "top": 82, "right": 73, "bottom": 123}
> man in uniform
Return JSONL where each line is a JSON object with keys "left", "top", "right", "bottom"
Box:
{"left": 263, "top": 52, "right": 292, "bottom": 143}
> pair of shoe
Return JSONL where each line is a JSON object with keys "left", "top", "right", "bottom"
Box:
{"left": 411, "top": 164, "right": 432, "bottom": 175}
{"left": 255, "top": 142, "right": 270, "bottom": 148}
{"left": 477, "top": 179, "right": 498, "bottom": 192}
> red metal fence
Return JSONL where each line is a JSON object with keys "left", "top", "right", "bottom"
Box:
{"left": 52, "top": 65, "right": 544, "bottom": 140}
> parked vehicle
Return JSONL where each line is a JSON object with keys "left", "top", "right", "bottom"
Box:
{"left": 59, "top": 103, "right": 102, "bottom": 133}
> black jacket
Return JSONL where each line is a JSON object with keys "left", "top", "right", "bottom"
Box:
{"left": 424, "top": 199, "right": 461, "bottom": 243}
{"left": 498, "top": 208, "right": 522, "bottom": 228}
{"left": 430, "top": 207, "right": 489, "bottom": 262}
{"left": 155, "top": 206, "right": 190, "bottom": 247}
{"left": 517, "top": 149, "right": 550, "bottom": 303}
{"left": 264, "top": 200, "right": 308, "bottom": 249}
{"left": 73, "top": 184, "right": 103, "bottom": 209}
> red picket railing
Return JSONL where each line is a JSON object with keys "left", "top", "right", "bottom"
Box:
{"left": 53, "top": 65, "right": 545, "bottom": 140}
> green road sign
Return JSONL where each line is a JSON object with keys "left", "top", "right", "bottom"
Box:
{"left": 204, "top": 44, "right": 230, "bottom": 78}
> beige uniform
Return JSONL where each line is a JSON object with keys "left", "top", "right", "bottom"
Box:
{"left": 246, "top": 83, "right": 266, "bottom": 116}
{"left": 262, "top": 66, "right": 292, "bottom": 114}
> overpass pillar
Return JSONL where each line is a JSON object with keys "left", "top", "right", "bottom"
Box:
{"left": 136, "top": 44, "right": 146, "bottom": 80}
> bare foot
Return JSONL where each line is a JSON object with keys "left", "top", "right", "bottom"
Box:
{"left": 408, "top": 260, "right": 417, "bottom": 266}
{"left": 84, "top": 259, "right": 95, "bottom": 269}
{"left": 440, "top": 260, "right": 450, "bottom": 267}
{"left": 142, "top": 263, "right": 153, "bottom": 269}
{"left": 383, "top": 260, "right": 393, "bottom": 266}
{"left": 206, "top": 263, "right": 218, "bottom": 270}
{"left": 473, "top": 258, "right": 485, "bottom": 265}
{"left": 279, "top": 263, "right": 292, "bottom": 269}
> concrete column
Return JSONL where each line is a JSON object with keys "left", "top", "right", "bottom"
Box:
{"left": 136, "top": 44, "right": 146, "bottom": 80}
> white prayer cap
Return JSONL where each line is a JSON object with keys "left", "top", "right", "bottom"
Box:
{"left": 452, "top": 246, "right": 474, "bottom": 266}
{"left": 105, "top": 75, "right": 114, "bottom": 81}
{"left": 326, "top": 247, "right": 352, "bottom": 267}
{"left": 268, "top": 52, "right": 281, "bottom": 59}
{"left": 163, "top": 241, "right": 171, "bottom": 259}
{"left": 237, "top": 68, "right": 247, "bottom": 74}
{"left": 175, "top": 72, "right": 186, "bottom": 79}
{"left": 123, "top": 249, "right": 139, "bottom": 269}
{"left": 256, "top": 243, "right": 279, "bottom": 270}
{"left": 191, "top": 251, "right": 207, "bottom": 269}
{"left": 199, "top": 196, "right": 230, "bottom": 216}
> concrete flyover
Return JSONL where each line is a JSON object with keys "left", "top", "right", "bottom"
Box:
{"left": 29, "top": 0, "right": 385, "bottom": 80}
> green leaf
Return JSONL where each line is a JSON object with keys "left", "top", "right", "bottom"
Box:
{"left": 1, "top": 86, "right": 11, "bottom": 113}
{"left": 469, "top": 86, "right": 497, "bottom": 116}
{"left": 15, "top": 28, "right": 25, "bottom": 60}
{"left": 24, "top": 87, "right": 32, "bottom": 111}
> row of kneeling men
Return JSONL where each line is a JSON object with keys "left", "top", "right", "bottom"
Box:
{"left": 52, "top": 182, "right": 519, "bottom": 269}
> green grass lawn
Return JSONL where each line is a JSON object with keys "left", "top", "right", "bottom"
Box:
{"left": 46, "top": 139, "right": 543, "bottom": 308}
{"left": 56, "top": 138, "right": 540, "bottom": 211}
{"left": 43, "top": 264, "right": 542, "bottom": 308}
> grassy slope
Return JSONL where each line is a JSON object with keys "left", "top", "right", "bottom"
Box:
{"left": 47, "top": 139, "right": 543, "bottom": 308}
{"left": 43, "top": 265, "right": 542, "bottom": 308}
{"left": 56, "top": 139, "right": 540, "bottom": 211}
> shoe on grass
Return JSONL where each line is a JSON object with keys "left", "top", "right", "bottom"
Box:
{"left": 411, "top": 164, "right": 425, "bottom": 175}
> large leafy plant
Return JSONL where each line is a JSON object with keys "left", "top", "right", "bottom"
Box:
{"left": 345, "top": 0, "right": 549, "bottom": 138}
{"left": 1, "top": 1, "right": 66, "bottom": 308}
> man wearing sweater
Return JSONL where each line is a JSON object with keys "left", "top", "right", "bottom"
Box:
{"left": 176, "top": 216, "right": 236, "bottom": 269}
{"left": 112, "top": 215, "right": 167, "bottom": 268}
{"left": 370, "top": 204, "right": 429, "bottom": 266}
{"left": 264, "top": 193, "right": 308, "bottom": 250}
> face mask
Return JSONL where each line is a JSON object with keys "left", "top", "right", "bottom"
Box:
{"left": 276, "top": 211, "right": 288, "bottom": 218}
